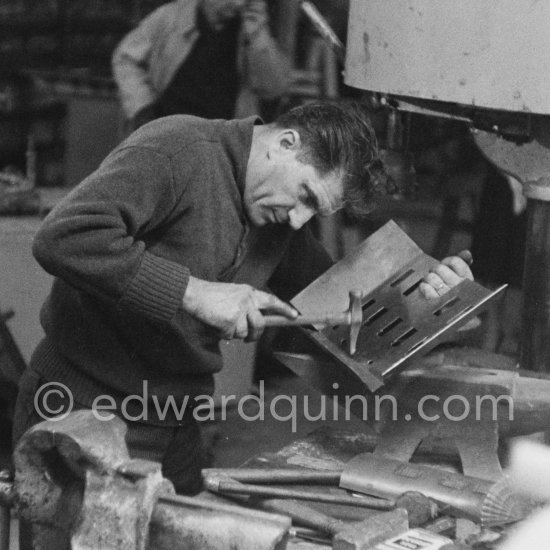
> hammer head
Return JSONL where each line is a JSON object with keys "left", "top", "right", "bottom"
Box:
{"left": 333, "top": 508, "right": 408, "bottom": 550}
{"left": 348, "top": 290, "right": 363, "bottom": 356}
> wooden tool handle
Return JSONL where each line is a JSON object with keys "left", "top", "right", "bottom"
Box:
{"left": 263, "top": 312, "right": 349, "bottom": 327}
{"left": 202, "top": 468, "right": 342, "bottom": 484}
{"left": 255, "top": 498, "right": 345, "bottom": 536}
{"left": 214, "top": 480, "right": 394, "bottom": 510}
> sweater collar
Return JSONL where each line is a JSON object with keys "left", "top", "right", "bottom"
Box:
{"left": 220, "top": 116, "right": 263, "bottom": 197}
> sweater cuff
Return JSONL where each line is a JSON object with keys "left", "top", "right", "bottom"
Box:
{"left": 119, "top": 251, "right": 190, "bottom": 322}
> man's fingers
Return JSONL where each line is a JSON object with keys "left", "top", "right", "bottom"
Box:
{"left": 220, "top": 324, "right": 235, "bottom": 340}
{"left": 420, "top": 250, "right": 474, "bottom": 299}
{"left": 233, "top": 316, "right": 249, "bottom": 340}
{"left": 423, "top": 272, "right": 449, "bottom": 296}
{"left": 431, "top": 264, "right": 463, "bottom": 288}
{"left": 254, "top": 290, "right": 298, "bottom": 319}
{"left": 441, "top": 253, "right": 474, "bottom": 280}
{"left": 457, "top": 249, "right": 473, "bottom": 265}
{"left": 245, "top": 310, "right": 265, "bottom": 342}
{"left": 419, "top": 281, "right": 439, "bottom": 299}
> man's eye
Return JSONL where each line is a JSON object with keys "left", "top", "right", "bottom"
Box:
{"left": 302, "top": 186, "right": 320, "bottom": 211}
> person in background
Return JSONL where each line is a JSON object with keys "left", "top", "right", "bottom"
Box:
{"left": 112, "top": 0, "right": 290, "bottom": 130}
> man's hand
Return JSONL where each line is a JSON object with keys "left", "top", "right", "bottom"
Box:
{"left": 182, "top": 276, "right": 297, "bottom": 341}
{"left": 419, "top": 250, "right": 474, "bottom": 299}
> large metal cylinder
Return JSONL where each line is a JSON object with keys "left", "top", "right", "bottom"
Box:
{"left": 345, "top": 0, "right": 550, "bottom": 115}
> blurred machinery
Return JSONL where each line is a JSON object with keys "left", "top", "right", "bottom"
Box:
{"left": 345, "top": 0, "right": 550, "bottom": 375}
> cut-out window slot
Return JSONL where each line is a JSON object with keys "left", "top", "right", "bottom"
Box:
{"left": 391, "top": 269, "right": 415, "bottom": 287}
{"left": 403, "top": 280, "right": 423, "bottom": 296}
{"left": 391, "top": 327, "right": 418, "bottom": 347}
{"left": 378, "top": 318, "right": 403, "bottom": 336}
{"left": 362, "top": 298, "right": 376, "bottom": 311}
{"left": 364, "top": 307, "right": 388, "bottom": 326}
{"left": 433, "top": 296, "right": 460, "bottom": 316}
{"left": 408, "top": 337, "right": 429, "bottom": 353}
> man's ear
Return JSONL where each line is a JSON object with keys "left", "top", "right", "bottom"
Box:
{"left": 269, "top": 129, "right": 301, "bottom": 158}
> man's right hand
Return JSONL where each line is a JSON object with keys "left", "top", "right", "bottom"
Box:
{"left": 181, "top": 276, "right": 297, "bottom": 341}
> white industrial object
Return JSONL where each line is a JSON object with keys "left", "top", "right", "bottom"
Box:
{"left": 345, "top": 0, "right": 550, "bottom": 114}
{"left": 499, "top": 441, "right": 550, "bottom": 549}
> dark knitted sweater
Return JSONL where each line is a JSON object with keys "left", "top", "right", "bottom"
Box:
{"left": 31, "top": 115, "right": 332, "bottom": 424}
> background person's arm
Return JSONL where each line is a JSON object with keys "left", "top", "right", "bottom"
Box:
{"left": 112, "top": 13, "right": 159, "bottom": 122}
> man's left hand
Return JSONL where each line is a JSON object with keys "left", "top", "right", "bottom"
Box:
{"left": 419, "top": 250, "right": 474, "bottom": 299}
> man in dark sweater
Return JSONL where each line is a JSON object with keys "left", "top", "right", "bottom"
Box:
{"left": 13, "top": 102, "right": 473, "bottom": 494}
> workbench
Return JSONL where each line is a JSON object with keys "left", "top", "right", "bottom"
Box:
{"left": 211, "top": 426, "right": 462, "bottom": 549}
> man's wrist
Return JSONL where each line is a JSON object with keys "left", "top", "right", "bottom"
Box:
{"left": 181, "top": 275, "right": 203, "bottom": 315}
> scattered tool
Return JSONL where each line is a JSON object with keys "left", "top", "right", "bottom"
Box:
{"left": 263, "top": 289, "right": 363, "bottom": 355}
{"left": 340, "top": 453, "right": 534, "bottom": 528}
{"left": 204, "top": 472, "right": 394, "bottom": 510}
{"left": 202, "top": 469, "right": 438, "bottom": 527}
{"left": 202, "top": 467, "right": 340, "bottom": 485}
{"left": 245, "top": 496, "right": 409, "bottom": 550}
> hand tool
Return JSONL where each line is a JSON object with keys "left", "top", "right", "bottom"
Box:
{"left": 202, "top": 467, "right": 341, "bottom": 485}
{"left": 255, "top": 497, "right": 409, "bottom": 550}
{"left": 202, "top": 469, "right": 437, "bottom": 526}
{"left": 340, "top": 453, "right": 534, "bottom": 528}
{"left": 204, "top": 472, "right": 394, "bottom": 510}
{"left": 263, "top": 289, "right": 363, "bottom": 355}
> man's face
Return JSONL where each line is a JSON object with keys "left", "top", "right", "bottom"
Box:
{"left": 244, "top": 147, "right": 344, "bottom": 230}
{"left": 200, "top": 0, "right": 246, "bottom": 31}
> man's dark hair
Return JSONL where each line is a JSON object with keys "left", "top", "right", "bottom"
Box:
{"left": 274, "top": 101, "right": 390, "bottom": 219}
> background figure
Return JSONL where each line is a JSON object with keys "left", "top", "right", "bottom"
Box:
{"left": 112, "top": 0, "right": 290, "bottom": 131}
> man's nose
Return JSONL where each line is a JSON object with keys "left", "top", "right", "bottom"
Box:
{"left": 288, "top": 205, "right": 315, "bottom": 230}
